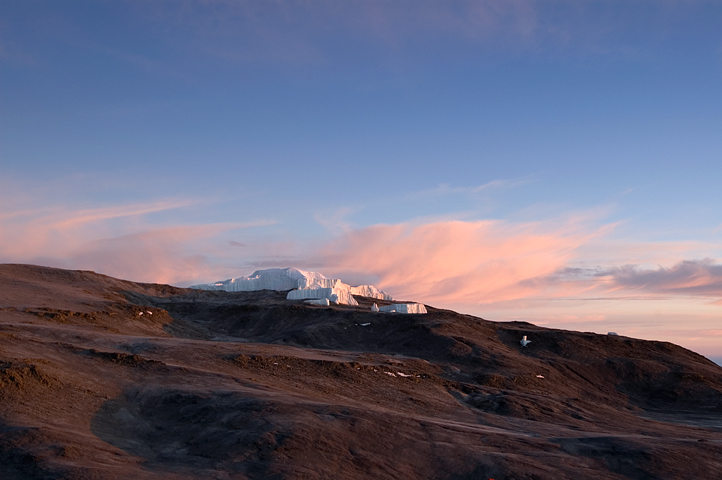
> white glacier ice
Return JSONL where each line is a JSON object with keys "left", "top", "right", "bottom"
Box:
{"left": 349, "top": 284, "right": 391, "bottom": 300}
{"left": 378, "top": 303, "right": 427, "bottom": 314}
{"left": 296, "top": 277, "right": 343, "bottom": 289}
{"left": 286, "top": 287, "right": 360, "bottom": 306}
{"left": 190, "top": 268, "right": 324, "bottom": 292}
{"left": 190, "top": 267, "right": 397, "bottom": 308}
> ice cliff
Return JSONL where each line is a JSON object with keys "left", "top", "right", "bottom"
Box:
{"left": 190, "top": 267, "right": 394, "bottom": 307}
{"left": 378, "top": 303, "right": 427, "bottom": 314}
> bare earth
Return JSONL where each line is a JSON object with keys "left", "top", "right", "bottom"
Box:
{"left": 1, "top": 264, "right": 721, "bottom": 479}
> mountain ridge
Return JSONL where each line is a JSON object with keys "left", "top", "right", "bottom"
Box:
{"left": 1, "top": 263, "right": 721, "bottom": 479}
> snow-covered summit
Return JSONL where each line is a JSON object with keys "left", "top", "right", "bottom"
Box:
{"left": 191, "top": 268, "right": 325, "bottom": 293}
{"left": 190, "top": 267, "right": 393, "bottom": 306}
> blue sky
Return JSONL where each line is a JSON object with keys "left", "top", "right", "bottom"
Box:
{"left": 1, "top": 1, "right": 722, "bottom": 359}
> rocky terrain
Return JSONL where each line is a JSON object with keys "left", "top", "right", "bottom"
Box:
{"left": 1, "top": 264, "right": 721, "bottom": 479}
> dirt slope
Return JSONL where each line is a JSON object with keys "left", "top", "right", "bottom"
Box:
{"left": 1, "top": 264, "right": 721, "bottom": 479}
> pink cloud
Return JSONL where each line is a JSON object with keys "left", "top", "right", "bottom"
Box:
{"left": 699, "top": 330, "right": 722, "bottom": 337}
{"left": 16, "top": 222, "right": 274, "bottom": 286}
{"left": 0, "top": 191, "right": 275, "bottom": 285}
{"left": 307, "top": 219, "right": 605, "bottom": 305}
{"left": 44, "top": 226, "right": 226, "bottom": 285}
{"left": 0, "top": 198, "right": 198, "bottom": 259}
{"left": 50, "top": 199, "right": 197, "bottom": 230}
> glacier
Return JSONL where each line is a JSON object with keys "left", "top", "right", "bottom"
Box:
{"left": 190, "top": 268, "right": 324, "bottom": 292}
{"left": 190, "top": 267, "right": 400, "bottom": 308}
{"left": 378, "top": 303, "right": 427, "bottom": 314}
{"left": 286, "top": 287, "right": 360, "bottom": 306}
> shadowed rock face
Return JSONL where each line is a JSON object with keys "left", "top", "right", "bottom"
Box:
{"left": 1, "top": 264, "right": 721, "bottom": 479}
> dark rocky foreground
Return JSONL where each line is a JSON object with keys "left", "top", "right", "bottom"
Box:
{"left": 1, "top": 264, "right": 721, "bottom": 480}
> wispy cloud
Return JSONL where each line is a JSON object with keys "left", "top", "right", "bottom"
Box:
{"left": 302, "top": 216, "right": 607, "bottom": 304}
{"left": 0, "top": 186, "right": 276, "bottom": 284}
{"left": 406, "top": 176, "right": 534, "bottom": 201}
{"left": 0, "top": 197, "right": 197, "bottom": 258}
{"left": 472, "top": 177, "right": 534, "bottom": 193}
{"left": 257, "top": 213, "right": 722, "bottom": 319}
{"left": 604, "top": 259, "right": 722, "bottom": 298}
{"left": 2, "top": 216, "right": 276, "bottom": 285}
{"left": 314, "top": 206, "right": 356, "bottom": 235}
{"left": 49, "top": 199, "right": 197, "bottom": 230}
{"left": 35, "top": 224, "right": 254, "bottom": 285}
{"left": 699, "top": 330, "right": 722, "bottom": 337}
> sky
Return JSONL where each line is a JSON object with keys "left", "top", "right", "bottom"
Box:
{"left": 1, "top": 0, "right": 721, "bottom": 361}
